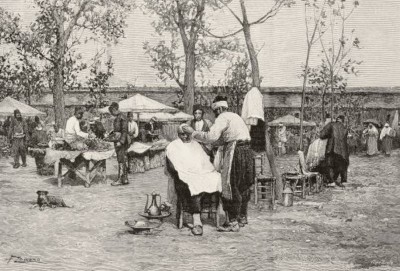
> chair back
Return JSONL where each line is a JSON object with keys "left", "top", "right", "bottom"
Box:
{"left": 254, "top": 152, "right": 272, "bottom": 177}
{"left": 298, "top": 150, "right": 308, "bottom": 175}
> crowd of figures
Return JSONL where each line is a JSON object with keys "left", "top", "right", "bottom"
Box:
{"left": 270, "top": 120, "right": 398, "bottom": 157}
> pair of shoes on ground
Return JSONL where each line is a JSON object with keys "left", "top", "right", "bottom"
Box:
{"left": 191, "top": 225, "right": 203, "bottom": 236}
{"left": 13, "top": 163, "right": 26, "bottom": 169}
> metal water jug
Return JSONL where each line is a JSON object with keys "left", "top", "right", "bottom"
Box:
{"left": 144, "top": 192, "right": 162, "bottom": 216}
{"left": 282, "top": 187, "right": 294, "bottom": 207}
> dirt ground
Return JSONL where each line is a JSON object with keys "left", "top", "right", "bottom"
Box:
{"left": 0, "top": 150, "right": 399, "bottom": 271}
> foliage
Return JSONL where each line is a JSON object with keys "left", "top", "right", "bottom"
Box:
{"left": 86, "top": 58, "right": 114, "bottom": 108}
{"left": 0, "top": 8, "right": 46, "bottom": 103}
{"left": 1, "top": 1, "right": 134, "bottom": 125}
{"left": 143, "top": 0, "right": 241, "bottom": 112}
{"left": 212, "top": 54, "right": 251, "bottom": 114}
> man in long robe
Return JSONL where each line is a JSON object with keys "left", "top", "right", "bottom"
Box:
{"left": 363, "top": 124, "right": 379, "bottom": 156}
{"left": 165, "top": 124, "right": 222, "bottom": 236}
{"left": 183, "top": 96, "right": 254, "bottom": 232}
{"left": 380, "top": 123, "right": 395, "bottom": 156}
{"left": 8, "top": 110, "right": 29, "bottom": 168}
{"left": 319, "top": 115, "right": 349, "bottom": 187}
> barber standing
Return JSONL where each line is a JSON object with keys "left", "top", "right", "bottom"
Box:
{"left": 183, "top": 96, "right": 254, "bottom": 232}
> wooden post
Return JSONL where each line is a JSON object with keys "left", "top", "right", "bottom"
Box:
{"left": 57, "top": 162, "right": 62, "bottom": 188}
{"left": 265, "top": 126, "right": 283, "bottom": 202}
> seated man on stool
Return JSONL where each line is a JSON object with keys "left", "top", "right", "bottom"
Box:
{"left": 165, "top": 124, "right": 222, "bottom": 236}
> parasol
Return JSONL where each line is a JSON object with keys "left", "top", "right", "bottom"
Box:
{"left": 363, "top": 119, "right": 381, "bottom": 128}
{"left": 268, "top": 114, "right": 316, "bottom": 127}
{"left": 0, "top": 97, "right": 46, "bottom": 117}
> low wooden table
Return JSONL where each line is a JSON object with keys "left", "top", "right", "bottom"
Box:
{"left": 45, "top": 149, "right": 114, "bottom": 188}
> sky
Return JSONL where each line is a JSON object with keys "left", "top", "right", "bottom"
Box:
{"left": 1, "top": 0, "right": 399, "bottom": 88}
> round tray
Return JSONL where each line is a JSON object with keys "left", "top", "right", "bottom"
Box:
{"left": 138, "top": 211, "right": 171, "bottom": 219}
{"left": 125, "top": 220, "right": 161, "bottom": 231}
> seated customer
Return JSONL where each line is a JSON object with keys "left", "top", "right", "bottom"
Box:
{"left": 165, "top": 124, "right": 222, "bottom": 236}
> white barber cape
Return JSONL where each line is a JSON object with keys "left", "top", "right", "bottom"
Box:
{"left": 166, "top": 139, "right": 222, "bottom": 196}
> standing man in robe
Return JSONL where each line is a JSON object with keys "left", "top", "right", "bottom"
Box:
{"left": 380, "top": 123, "right": 395, "bottom": 156}
{"left": 8, "top": 109, "right": 29, "bottom": 168}
{"left": 319, "top": 115, "right": 349, "bottom": 187}
{"left": 363, "top": 123, "right": 379, "bottom": 156}
{"left": 183, "top": 96, "right": 254, "bottom": 232}
{"left": 108, "top": 102, "right": 130, "bottom": 186}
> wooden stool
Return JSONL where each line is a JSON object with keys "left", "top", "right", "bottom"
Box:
{"left": 176, "top": 193, "right": 222, "bottom": 229}
{"left": 254, "top": 153, "right": 276, "bottom": 208}
{"left": 298, "top": 151, "right": 323, "bottom": 194}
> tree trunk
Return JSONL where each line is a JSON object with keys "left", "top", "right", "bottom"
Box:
{"left": 53, "top": 22, "right": 66, "bottom": 128}
{"left": 300, "top": 46, "right": 312, "bottom": 150}
{"left": 241, "top": 3, "right": 261, "bottom": 88}
{"left": 322, "top": 91, "right": 326, "bottom": 122}
{"left": 240, "top": 0, "right": 281, "bottom": 201}
{"left": 183, "top": 47, "right": 196, "bottom": 114}
{"left": 330, "top": 70, "right": 334, "bottom": 119}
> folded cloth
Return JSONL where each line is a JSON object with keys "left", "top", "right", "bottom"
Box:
{"left": 241, "top": 87, "right": 264, "bottom": 127}
{"left": 306, "top": 138, "right": 327, "bottom": 169}
{"left": 166, "top": 139, "right": 222, "bottom": 197}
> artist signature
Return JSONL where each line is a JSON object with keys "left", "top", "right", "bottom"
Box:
{"left": 7, "top": 255, "right": 41, "bottom": 264}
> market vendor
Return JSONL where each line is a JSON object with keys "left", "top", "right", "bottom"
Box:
{"left": 65, "top": 107, "right": 93, "bottom": 144}
{"left": 127, "top": 112, "right": 139, "bottom": 144}
{"left": 165, "top": 124, "right": 222, "bottom": 236}
{"left": 29, "top": 122, "right": 49, "bottom": 148}
{"left": 108, "top": 102, "right": 130, "bottom": 186}
{"left": 144, "top": 117, "right": 160, "bottom": 142}
{"left": 89, "top": 117, "right": 106, "bottom": 139}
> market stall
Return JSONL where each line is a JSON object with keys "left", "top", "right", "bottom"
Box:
{"left": 127, "top": 140, "right": 169, "bottom": 173}
{"left": 45, "top": 148, "right": 115, "bottom": 188}
{"left": 99, "top": 94, "right": 193, "bottom": 173}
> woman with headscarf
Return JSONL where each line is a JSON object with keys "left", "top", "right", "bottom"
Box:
{"left": 380, "top": 123, "right": 395, "bottom": 156}
{"left": 364, "top": 123, "right": 379, "bottom": 156}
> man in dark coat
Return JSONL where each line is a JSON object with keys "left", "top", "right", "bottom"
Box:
{"left": 319, "top": 115, "right": 349, "bottom": 187}
{"left": 108, "top": 102, "right": 131, "bottom": 186}
{"left": 8, "top": 109, "right": 29, "bottom": 168}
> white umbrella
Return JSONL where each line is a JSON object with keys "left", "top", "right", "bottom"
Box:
{"left": 0, "top": 97, "right": 46, "bottom": 117}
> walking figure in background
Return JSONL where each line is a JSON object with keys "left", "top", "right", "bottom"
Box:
{"left": 277, "top": 123, "right": 287, "bottom": 156}
{"left": 380, "top": 123, "right": 395, "bottom": 156}
{"left": 8, "top": 109, "right": 29, "bottom": 168}
{"left": 319, "top": 115, "right": 349, "bottom": 187}
{"left": 364, "top": 123, "right": 379, "bottom": 156}
{"left": 108, "top": 102, "right": 130, "bottom": 186}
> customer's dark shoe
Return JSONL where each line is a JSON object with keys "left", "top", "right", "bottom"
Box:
{"left": 238, "top": 216, "right": 248, "bottom": 227}
{"left": 217, "top": 221, "right": 240, "bottom": 232}
{"left": 13, "top": 163, "right": 20, "bottom": 169}
{"left": 191, "top": 225, "right": 203, "bottom": 236}
{"left": 21, "top": 163, "right": 27, "bottom": 167}
{"left": 111, "top": 179, "right": 123, "bottom": 186}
